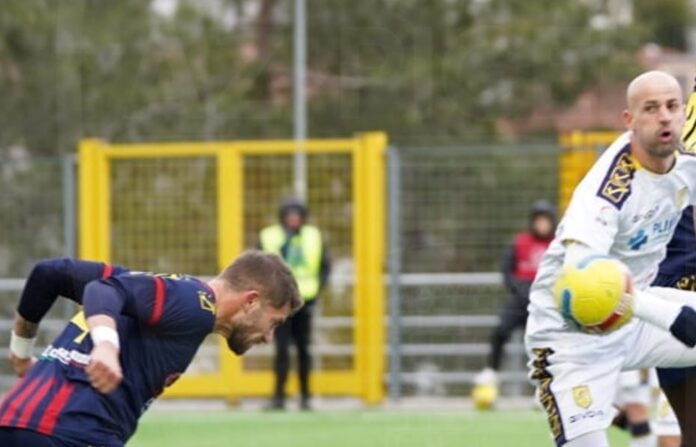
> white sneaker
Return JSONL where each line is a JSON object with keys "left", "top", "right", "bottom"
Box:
{"left": 474, "top": 367, "right": 498, "bottom": 386}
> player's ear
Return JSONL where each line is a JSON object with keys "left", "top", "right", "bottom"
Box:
{"left": 622, "top": 109, "right": 633, "bottom": 129}
{"left": 241, "top": 290, "right": 260, "bottom": 311}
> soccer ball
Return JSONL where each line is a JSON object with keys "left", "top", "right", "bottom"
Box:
{"left": 471, "top": 383, "right": 498, "bottom": 410}
{"left": 553, "top": 255, "right": 634, "bottom": 333}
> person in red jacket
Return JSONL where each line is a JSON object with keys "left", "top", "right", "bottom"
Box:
{"left": 472, "top": 200, "right": 556, "bottom": 407}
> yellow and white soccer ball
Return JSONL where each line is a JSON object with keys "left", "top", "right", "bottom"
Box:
{"left": 472, "top": 383, "right": 498, "bottom": 410}
{"left": 553, "top": 255, "right": 634, "bottom": 334}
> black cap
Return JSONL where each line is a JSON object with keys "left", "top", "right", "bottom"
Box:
{"left": 530, "top": 200, "right": 556, "bottom": 221}
{"left": 278, "top": 198, "right": 308, "bottom": 222}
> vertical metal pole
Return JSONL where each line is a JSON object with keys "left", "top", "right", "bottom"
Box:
{"left": 62, "top": 154, "right": 76, "bottom": 259}
{"left": 388, "top": 146, "right": 402, "bottom": 400}
{"left": 293, "top": 0, "right": 307, "bottom": 201}
{"left": 62, "top": 153, "right": 76, "bottom": 319}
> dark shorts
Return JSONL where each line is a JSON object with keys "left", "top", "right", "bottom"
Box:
{"left": 0, "top": 427, "right": 73, "bottom": 447}
{"left": 653, "top": 272, "right": 696, "bottom": 388}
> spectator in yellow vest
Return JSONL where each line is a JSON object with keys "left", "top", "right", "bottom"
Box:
{"left": 260, "top": 198, "right": 331, "bottom": 410}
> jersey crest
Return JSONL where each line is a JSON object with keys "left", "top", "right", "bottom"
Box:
{"left": 597, "top": 145, "right": 636, "bottom": 209}
{"left": 197, "top": 290, "right": 215, "bottom": 314}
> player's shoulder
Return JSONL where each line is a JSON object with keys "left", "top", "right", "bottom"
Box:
{"left": 112, "top": 273, "right": 214, "bottom": 306}
{"left": 580, "top": 132, "right": 636, "bottom": 210}
{"left": 159, "top": 274, "right": 212, "bottom": 296}
{"left": 160, "top": 275, "right": 216, "bottom": 311}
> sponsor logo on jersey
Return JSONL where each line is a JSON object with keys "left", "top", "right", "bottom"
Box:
{"left": 631, "top": 204, "right": 660, "bottom": 223}
{"left": 628, "top": 229, "right": 648, "bottom": 250}
{"left": 572, "top": 385, "right": 592, "bottom": 409}
{"left": 568, "top": 409, "right": 605, "bottom": 424}
{"left": 41, "top": 345, "right": 91, "bottom": 368}
{"left": 597, "top": 146, "right": 636, "bottom": 209}
{"left": 653, "top": 214, "right": 680, "bottom": 236}
{"left": 595, "top": 205, "right": 614, "bottom": 227}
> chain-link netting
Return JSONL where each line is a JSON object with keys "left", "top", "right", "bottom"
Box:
{"left": 0, "top": 154, "right": 75, "bottom": 390}
{"left": 110, "top": 156, "right": 218, "bottom": 275}
{"left": 392, "top": 144, "right": 561, "bottom": 397}
{"left": 242, "top": 152, "right": 354, "bottom": 372}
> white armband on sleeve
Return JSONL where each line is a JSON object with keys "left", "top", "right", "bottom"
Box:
{"left": 91, "top": 326, "right": 120, "bottom": 350}
{"left": 10, "top": 331, "right": 36, "bottom": 359}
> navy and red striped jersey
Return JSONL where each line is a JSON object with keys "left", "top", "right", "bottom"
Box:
{"left": 0, "top": 259, "right": 216, "bottom": 446}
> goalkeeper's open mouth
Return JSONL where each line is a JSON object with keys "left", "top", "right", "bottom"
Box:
{"left": 659, "top": 129, "right": 674, "bottom": 143}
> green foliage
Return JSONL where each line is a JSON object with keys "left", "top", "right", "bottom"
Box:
{"left": 0, "top": 0, "right": 658, "bottom": 154}
{"left": 635, "top": 0, "right": 693, "bottom": 50}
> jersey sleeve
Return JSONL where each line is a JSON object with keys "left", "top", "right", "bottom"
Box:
{"left": 17, "top": 257, "right": 127, "bottom": 323}
{"left": 682, "top": 79, "right": 696, "bottom": 153}
{"left": 556, "top": 182, "right": 620, "bottom": 255}
{"left": 83, "top": 273, "right": 215, "bottom": 337}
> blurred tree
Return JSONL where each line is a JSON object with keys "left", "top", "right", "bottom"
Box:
{"left": 300, "top": 0, "right": 644, "bottom": 141}
{"left": 0, "top": 0, "right": 682, "bottom": 153}
{"left": 634, "top": 0, "right": 693, "bottom": 50}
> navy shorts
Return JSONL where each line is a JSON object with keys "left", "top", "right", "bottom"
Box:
{"left": 653, "top": 272, "right": 696, "bottom": 388}
{"left": 0, "top": 427, "right": 72, "bottom": 447}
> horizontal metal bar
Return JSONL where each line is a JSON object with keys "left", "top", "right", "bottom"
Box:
{"left": 398, "top": 272, "right": 502, "bottom": 286}
{"left": 0, "top": 272, "right": 504, "bottom": 292}
{"left": 399, "top": 343, "right": 525, "bottom": 356}
{"left": 195, "top": 342, "right": 526, "bottom": 358}
{"left": 0, "top": 279, "right": 25, "bottom": 291}
{"left": 400, "top": 315, "right": 499, "bottom": 327}
{"left": 396, "top": 370, "right": 530, "bottom": 385}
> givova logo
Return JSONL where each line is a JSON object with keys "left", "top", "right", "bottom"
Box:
{"left": 628, "top": 229, "right": 648, "bottom": 250}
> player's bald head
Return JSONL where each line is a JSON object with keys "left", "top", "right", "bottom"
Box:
{"left": 626, "top": 70, "right": 682, "bottom": 111}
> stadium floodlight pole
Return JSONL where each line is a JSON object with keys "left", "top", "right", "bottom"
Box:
{"left": 293, "top": 0, "right": 308, "bottom": 202}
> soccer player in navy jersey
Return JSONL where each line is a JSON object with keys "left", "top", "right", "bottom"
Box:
{"left": 0, "top": 250, "right": 301, "bottom": 447}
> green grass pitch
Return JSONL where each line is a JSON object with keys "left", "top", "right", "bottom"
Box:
{"left": 129, "top": 409, "right": 630, "bottom": 447}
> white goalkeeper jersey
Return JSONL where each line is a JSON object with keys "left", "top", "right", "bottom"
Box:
{"left": 527, "top": 131, "right": 696, "bottom": 333}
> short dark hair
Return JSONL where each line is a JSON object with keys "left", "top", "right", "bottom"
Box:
{"left": 218, "top": 250, "right": 302, "bottom": 312}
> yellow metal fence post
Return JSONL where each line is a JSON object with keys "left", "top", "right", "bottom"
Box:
{"left": 354, "top": 132, "right": 387, "bottom": 404}
{"left": 78, "top": 139, "right": 110, "bottom": 261}
{"left": 557, "top": 131, "right": 621, "bottom": 213}
{"left": 217, "top": 146, "right": 245, "bottom": 402}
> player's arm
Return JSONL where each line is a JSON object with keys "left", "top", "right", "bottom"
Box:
{"left": 500, "top": 242, "right": 517, "bottom": 291}
{"left": 559, "top": 181, "right": 621, "bottom": 265}
{"left": 81, "top": 274, "right": 213, "bottom": 392}
{"left": 10, "top": 258, "right": 124, "bottom": 377}
{"left": 80, "top": 278, "right": 137, "bottom": 394}
{"left": 84, "top": 314, "right": 122, "bottom": 394}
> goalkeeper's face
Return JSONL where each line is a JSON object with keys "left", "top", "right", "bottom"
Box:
{"left": 624, "top": 72, "right": 685, "bottom": 159}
